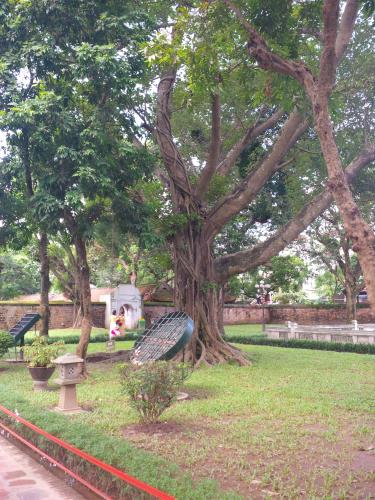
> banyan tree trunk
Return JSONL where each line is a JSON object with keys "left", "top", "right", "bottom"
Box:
{"left": 172, "top": 226, "right": 249, "bottom": 367}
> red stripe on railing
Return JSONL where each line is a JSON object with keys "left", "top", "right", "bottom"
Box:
{"left": 0, "top": 404, "right": 175, "bottom": 500}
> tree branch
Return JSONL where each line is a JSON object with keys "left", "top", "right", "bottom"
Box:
{"left": 223, "top": 0, "right": 359, "bottom": 97}
{"left": 214, "top": 144, "right": 375, "bottom": 282}
{"left": 195, "top": 91, "right": 221, "bottom": 199}
{"left": 335, "top": 0, "right": 359, "bottom": 61}
{"left": 319, "top": 0, "right": 340, "bottom": 92}
{"left": 205, "top": 109, "right": 307, "bottom": 239}
{"left": 222, "top": 0, "right": 312, "bottom": 87}
{"left": 155, "top": 69, "right": 193, "bottom": 202}
{"left": 216, "top": 108, "right": 284, "bottom": 176}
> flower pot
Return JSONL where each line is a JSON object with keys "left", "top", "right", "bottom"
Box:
{"left": 28, "top": 366, "right": 55, "bottom": 391}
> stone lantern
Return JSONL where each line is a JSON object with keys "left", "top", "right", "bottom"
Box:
{"left": 53, "top": 353, "right": 84, "bottom": 414}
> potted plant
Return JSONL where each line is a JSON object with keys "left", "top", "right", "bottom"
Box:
{"left": 23, "top": 336, "right": 64, "bottom": 391}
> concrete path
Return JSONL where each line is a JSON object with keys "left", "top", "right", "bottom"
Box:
{"left": 0, "top": 435, "right": 85, "bottom": 499}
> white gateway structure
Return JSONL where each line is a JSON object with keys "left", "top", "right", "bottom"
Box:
{"left": 100, "top": 284, "right": 142, "bottom": 330}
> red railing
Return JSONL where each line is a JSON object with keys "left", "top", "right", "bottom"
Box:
{"left": 0, "top": 404, "right": 175, "bottom": 500}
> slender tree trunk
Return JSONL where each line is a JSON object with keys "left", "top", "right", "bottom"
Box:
{"left": 74, "top": 236, "right": 92, "bottom": 359}
{"left": 49, "top": 249, "right": 82, "bottom": 324}
{"left": 64, "top": 210, "right": 92, "bottom": 359}
{"left": 345, "top": 283, "right": 357, "bottom": 322}
{"left": 39, "top": 232, "right": 50, "bottom": 336}
{"left": 172, "top": 223, "right": 249, "bottom": 366}
{"left": 72, "top": 253, "right": 83, "bottom": 327}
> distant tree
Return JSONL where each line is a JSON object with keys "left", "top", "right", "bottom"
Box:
{"left": 230, "top": 255, "right": 309, "bottom": 302}
{"left": 0, "top": 253, "right": 40, "bottom": 300}
{"left": 315, "top": 271, "right": 343, "bottom": 302}
{"left": 303, "top": 208, "right": 364, "bottom": 320}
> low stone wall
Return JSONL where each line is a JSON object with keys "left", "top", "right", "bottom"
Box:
{"left": 0, "top": 303, "right": 106, "bottom": 331}
{"left": 266, "top": 325, "right": 375, "bottom": 344}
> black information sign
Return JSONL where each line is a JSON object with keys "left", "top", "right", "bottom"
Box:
{"left": 131, "top": 311, "right": 194, "bottom": 364}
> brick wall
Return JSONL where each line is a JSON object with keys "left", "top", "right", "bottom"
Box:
{"left": 142, "top": 304, "right": 271, "bottom": 325}
{"left": 269, "top": 304, "right": 375, "bottom": 324}
{"left": 1, "top": 302, "right": 373, "bottom": 331}
{"left": 143, "top": 304, "right": 175, "bottom": 325}
{"left": 144, "top": 303, "right": 375, "bottom": 325}
{"left": 0, "top": 303, "right": 106, "bottom": 331}
{"left": 223, "top": 304, "right": 270, "bottom": 324}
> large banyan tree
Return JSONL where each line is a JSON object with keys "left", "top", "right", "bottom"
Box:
{"left": 149, "top": 0, "right": 375, "bottom": 366}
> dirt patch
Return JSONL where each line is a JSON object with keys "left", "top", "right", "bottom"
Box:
{"left": 122, "top": 414, "right": 375, "bottom": 498}
{"left": 124, "top": 421, "right": 187, "bottom": 437}
{"left": 352, "top": 450, "right": 375, "bottom": 472}
{"left": 302, "top": 422, "right": 329, "bottom": 434}
{"left": 86, "top": 350, "right": 132, "bottom": 363}
{"left": 123, "top": 420, "right": 219, "bottom": 450}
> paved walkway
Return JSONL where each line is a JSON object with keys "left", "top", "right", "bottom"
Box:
{"left": 0, "top": 435, "right": 85, "bottom": 499}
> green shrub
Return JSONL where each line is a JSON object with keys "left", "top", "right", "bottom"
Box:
{"left": 0, "top": 331, "right": 13, "bottom": 357}
{"left": 23, "top": 336, "right": 65, "bottom": 367}
{"left": 23, "top": 332, "right": 140, "bottom": 346}
{"left": 120, "top": 361, "right": 191, "bottom": 424}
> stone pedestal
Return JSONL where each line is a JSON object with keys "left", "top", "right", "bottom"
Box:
{"left": 52, "top": 353, "right": 85, "bottom": 414}
{"left": 55, "top": 383, "right": 83, "bottom": 413}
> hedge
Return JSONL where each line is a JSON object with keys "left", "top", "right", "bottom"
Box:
{"left": 23, "top": 332, "right": 140, "bottom": 346}
{"left": 23, "top": 331, "right": 375, "bottom": 355}
{"left": 225, "top": 335, "right": 375, "bottom": 354}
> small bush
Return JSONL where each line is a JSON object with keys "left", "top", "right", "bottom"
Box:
{"left": 120, "top": 361, "right": 191, "bottom": 424}
{"left": 0, "top": 331, "right": 13, "bottom": 357}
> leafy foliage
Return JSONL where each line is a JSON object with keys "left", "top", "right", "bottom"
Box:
{"left": 23, "top": 336, "right": 64, "bottom": 367}
{"left": 120, "top": 361, "right": 191, "bottom": 424}
{"left": 0, "top": 252, "right": 40, "bottom": 300}
{"left": 0, "top": 331, "right": 13, "bottom": 357}
{"left": 229, "top": 255, "right": 309, "bottom": 300}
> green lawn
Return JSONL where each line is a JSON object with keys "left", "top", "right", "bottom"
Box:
{"left": 225, "top": 323, "right": 264, "bottom": 337}
{"left": 2, "top": 341, "right": 375, "bottom": 498}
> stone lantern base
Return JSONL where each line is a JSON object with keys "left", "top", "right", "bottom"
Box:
{"left": 54, "top": 384, "right": 86, "bottom": 414}
{"left": 52, "top": 353, "right": 86, "bottom": 415}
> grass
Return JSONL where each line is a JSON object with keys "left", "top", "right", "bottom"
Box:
{"left": 224, "top": 324, "right": 264, "bottom": 337}
{"left": 2, "top": 338, "right": 375, "bottom": 497}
